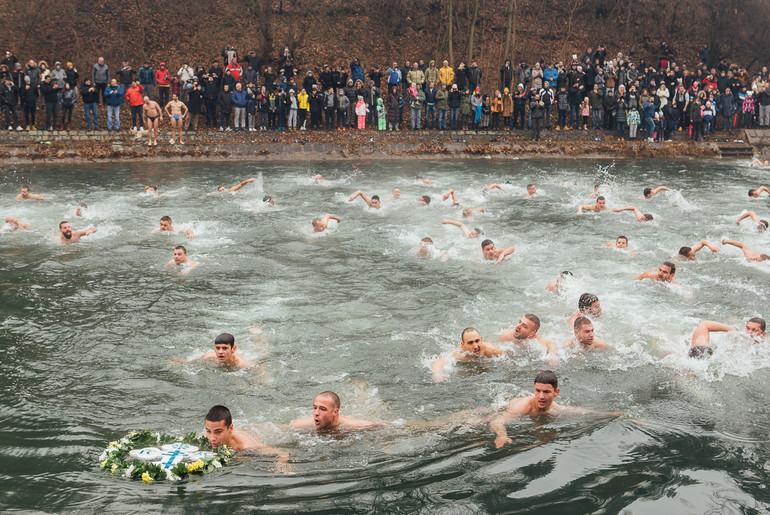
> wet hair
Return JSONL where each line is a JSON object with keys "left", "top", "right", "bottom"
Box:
{"left": 21, "top": 186, "right": 30, "bottom": 191}
{"left": 214, "top": 333, "right": 235, "bottom": 347}
{"left": 311, "top": 218, "right": 322, "bottom": 228}
{"left": 760, "top": 220, "right": 768, "bottom": 231}
{"left": 174, "top": 245, "right": 187, "bottom": 253}
{"left": 662, "top": 261, "right": 676, "bottom": 274}
{"left": 578, "top": 293, "right": 599, "bottom": 311}
{"left": 643, "top": 188, "right": 652, "bottom": 197}
{"left": 749, "top": 317, "right": 766, "bottom": 332}
{"left": 59, "top": 220, "right": 69, "bottom": 229}
{"left": 643, "top": 214, "right": 653, "bottom": 221}
{"left": 317, "top": 391, "right": 340, "bottom": 410}
{"left": 560, "top": 270, "right": 573, "bottom": 277}
{"left": 534, "top": 370, "right": 558, "bottom": 388}
{"left": 481, "top": 239, "right": 494, "bottom": 249}
{"left": 749, "top": 189, "right": 756, "bottom": 196}
{"left": 371, "top": 195, "right": 380, "bottom": 202}
{"left": 679, "top": 246, "right": 692, "bottom": 258}
{"left": 206, "top": 405, "right": 232, "bottom": 427}
{"left": 420, "top": 237, "right": 433, "bottom": 244}
{"left": 688, "top": 345, "right": 713, "bottom": 359}
{"left": 617, "top": 236, "right": 628, "bottom": 243}
{"left": 526, "top": 183, "right": 535, "bottom": 189}
{"left": 461, "top": 327, "right": 478, "bottom": 341}
{"left": 419, "top": 195, "right": 431, "bottom": 204}
{"left": 597, "top": 196, "right": 605, "bottom": 201}
{"left": 573, "top": 316, "right": 592, "bottom": 331}
{"left": 473, "top": 228, "right": 482, "bottom": 236}
{"left": 160, "top": 215, "right": 172, "bottom": 223}
{"left": 263, "top": 195, "right": 273, "bottom": 203}
{"left": 524, "top": 314, "right": 541, "bottom": 332}
{"left": 78, "top": 203, "right": 88, "bottom": 209}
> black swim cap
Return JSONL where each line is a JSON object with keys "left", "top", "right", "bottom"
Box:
{"left": 688, "top": 345, "right": 713, "bottom": 359}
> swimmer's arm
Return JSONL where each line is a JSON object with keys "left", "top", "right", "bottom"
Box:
{"left": 288, "top": 416, "right": 315, "bottom": 429}
{"left": 690, "top": 240, "right": 720, "bottom": 254}
{"left": 180, "top": 102, "right": 188, "bottom": 115}
{"left": 430, "top": 354, "right": 450, "bottom": 381}
{"left": 535, "top": 334, "right": 558, "bottom": 355}
{"left": 721, "top": 239, "right": 757, "bottom": 259}
{"left": 612, "top": 206, "right": 642, "bottom": 219}
{"left": 166, "top": 259, "right": 176, "bottom": 266}
{"left": 495, "top": 247, "right": 515, "bottom": 264}
{"left": 486, "top": 183, "right": 503, "bottom": 191}
{"left": 691, "top": 320, "right": 737, "bottom": 347}
{"left": 229, "top": 178, "right": 257, "bottom": 192}
{"left": 634, "top": 271, "right": 655, "bottom": 280}
{"left": 485, "top": 343, "right": 504, "bottom": 357}
{"left": 73, "top": 227, "right": 97, "bottom": 238}
{"left": 489, "top": 413, "right": 515, "bottom": 448}
{"left": 498, "top": 329, "right": 517, "bottom": 342}
{"left": 420, "top": 178, "right": 435, "bottom": 184}
{"left": 757, "top": 186, "right": 770, "bottom": 196}
{"left": 322, "top": 214, "right": 341, "bottom": 224}
{"left": 184, "top": 228, "right": 196, "bottom": 239}
{"left": 577, "top": 204, "right": 586, "bottom": 214}
{"left": 650, "top": 186, "right": 670, "bottom": 196}
{"left": 736, "top": 211, "right": 759, "bottom": 224}
{"left": 441, "top": 219, "right": 471, "bottom": 237}
{"left": 442, "top": 189, "right": 459, "bottom": 204}
{"left": 593, "top": 338, "right": 610, "bottom": 349}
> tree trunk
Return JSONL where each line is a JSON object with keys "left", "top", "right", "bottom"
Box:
{"left": 467, "top": 0, "right": 479, "bottom": 63}
{"left": 503, "top": 0, "right": 516, "bottom": 60}
{"left": 447, "top": 0, "right": 454, "bottom": 67}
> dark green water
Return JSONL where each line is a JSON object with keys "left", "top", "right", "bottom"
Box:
{"left": 1, "top": 159, "right": 769, "bottom": 513}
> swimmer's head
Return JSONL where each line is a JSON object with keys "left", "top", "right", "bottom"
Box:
{"left": 59, "top": 221, "right": 72, "bottom": 239}
{"left": 213, "top": 333, "right": 237, "bottom": 363}
{"left": 392, "top": 187, "right": 401, "bottom": 199}
{"left": 759, "top": 220, "right": 768, "bottom": 232}
{"left": 481, "top": 239, "right": 496, "bottom": 259}
{"left": 527, "top": 184, "right": 536, "bottom": 195}
{"left": 749, "top": 189, "right": 758, "bottom": 198}
{"left": 658, "top": 261, "right": 676, "bottom": 281}
{"left": 418, "top": 195, "right": 431, "bottom": 205}
{"left": 573, "top": 316, "right": 594, "bottom": 346}
{"left": 642, "top": 213, "right": 653, "bottom": 221}
{"left": 469, "top": 228, "right": 482, "bottom": 238}
{"left": 75, "top": 203, "right": 88, "bottom": 216}
{"left": 313, "top": 391, "right": 341, "bottom": 430}
{"left": 263, "top": 195, "right": 275, "bottom": 205}
{"left": 218, "top": 186, "right": 226, "bottom": 192}
{"left": 371, "top": 195, "right": 381, "bottom": 208}
{"left": 420, "top": 237, "right": 433, "bottom": 247}
{"left": 643, "top": 188, "right": 652, "bottom": 198}
{"left": 460, "top": 327, "right": 483, "bottom": 355}
{"left": 578, "top": 293, "right": 601, "bottom": 316}
{"left": 533, "top": 370, "right": 559, "bottom": 410}
{"left": 416, "top": 174, "right": 423, "bottom": 180}
{"left": 173, "top": 245, "right": 187, "bottom": 264}
{"left": 311, "top": 218, "right": 326, "bottom": 232}
{"left": 746, "top": 317, "right": 766, "bottom": 338}
{"left": 616, "top": 236, "right": 628, "bottom": 248}
{"left": 596, "top": 196, "right": 606, "bottom": 208}
{"left": 513, "top": 314, "right": 540, "bottom": 339}
{"left": 534, "top": 370, "right": 558, "bottom": 389}
{"left": 205, "top": 405, "right": 233, "bottom": 449}
{"left": 159, "top": 215, "right": 173, "bottom": 231}
{"left": 418, "top": 237, "right": 433, "bottom": 257}
{"left": 688, "top": 345, "right": 713, "bottom": 359}
{"left": 679, "top": 246, "right": 694, "bottom": 259}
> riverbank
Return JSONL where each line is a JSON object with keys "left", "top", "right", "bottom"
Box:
{"left": 0, "top": 127, "right": 766, "bottom": 164}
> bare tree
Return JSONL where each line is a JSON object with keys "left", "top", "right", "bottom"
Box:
{"left": 467, "top": 0, "right": 479, "bottom": 63}
{"left": 447, "top": 0, "right": 454, "bottom": 67}
{"left": 503, "top": 0, "right": 517, "bottom": 61}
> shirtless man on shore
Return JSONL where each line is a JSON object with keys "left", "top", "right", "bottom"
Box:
{"left": 643, "top": 186, "right": 670, "bottom": 199}
{"left": 167, "top": 245, "right": 198, "bottom": 271}
{"left": 152, "top": 215, "right": 195, "bottom": 238}
{"left": 677, "top": 240, "right": 721, "bottom": 260}
{"left": 431, "top": 327, "right": 503, "bottom": 380}
{"left": 164, "top": 94, "right": 188, "bottom": 145}
{"left": 58, "top": 221, "right": 97, "bottom": 244}
{"left": 481, "top": 239, "right": 515, "bottom": 264}
{"left": 612, "top": 206, "right": 653, "bottom": 222}
{"left": 193, "top": 333, "right": 251, "bottom": 368}
{"left": 142, "top": 96, "right": 163, "bottom": 146}
{"left": 747, "top": 186, "right": 770, "bottom": 198}
{"left": 604, "top": 236, "right": 628, "bottom": 249}
{"left": 565, "top": 317, "right": 609, "bottom": 350}
{"left": 635, "top": 261, "right": 677, "bottom": 283}
{"left": 577, "top": 196, "right": 607, "bottom": 214}
{"left": 290, "top": 391, "right": 380, "bottom": 431}
{"left": 204, "top": 405, "right": 291, "bottom": 472}
{"left": 688, "top": 318, "right": 766, "bottom": 359}
{"left": 312, "top": 213, "right": 341, "bottom": 232}
{"left": 499, "top": 314, "right": 557, "bottom": 354}
{"left": 4, "top": 217, "right": 30, "bottom": 231}
{"left": 16, "top": 186, "right": 45, "bottom": 200}
{"left": 348, "top": 190, "right": 381, "bottom": 209}
{"left": 218, "top": 177, "right": 256, "bottom": 192}
{"left": 721, "top": 239, "right": 769, "bottom": 262}
{"left": 736, "top": 211, "right": 769, "bottom": 232}
{"left": 441, "top": 219, "right": 481, "bottom": 239}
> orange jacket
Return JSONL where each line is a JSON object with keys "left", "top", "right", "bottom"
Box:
{"left": 126, "top": 84, "right": 145, "bottom": 106}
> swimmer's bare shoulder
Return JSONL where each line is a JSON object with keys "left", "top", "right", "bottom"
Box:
{"left": 337, "top": 415, "right": 381, "bottom": 429}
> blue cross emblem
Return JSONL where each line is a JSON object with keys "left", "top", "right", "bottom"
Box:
{"left": 158, "top": 443, "right": 198, "bottom": 470}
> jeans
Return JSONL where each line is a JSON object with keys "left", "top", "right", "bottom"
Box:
{"left": 425, "top": 104, "right": 435, "bottom": 128}
{"left": 107, "top": 105, "right": 120, "bottom": 130}
{"left": 592, "top": 109, "right": 602, "bottom": 129}
{"left": 723, "top": 112, "right": 733, "bottom": 131}
{"left": 544, "top": 106, "right": 551, "bottom": 129}
{"left": 616, "top": 121, "right": 626, "bottom": 138}
{"left": 4, "top": 104, "right": 20, "bottom": 127}
{"left": 558, "top": 109, "right": 568, "bottom": 128}
{"left": 450, "top": 107, "right": 459, "bottom": 129}
{"left": 760, "top": 104, "right": 770, "bottom": 127}
{"left": 220, "top": 111, "right": 231, "bottom": 128}
{"left": 120, "top": 83, "right": 131, "bottom": 106}
{"left": 233, "top": 107, "right": 246, "bottom": 128}
{"left": 437, "top": 108, "right": 447, "bottom": 129}
{"left": 410, "top": 107, "right": 421, "bottom": 129}
{"left": 84, "top": 102, "right": 98, "bottom": 129}
{"left": 569, "top": 104, "right": 580, "bottom": 127}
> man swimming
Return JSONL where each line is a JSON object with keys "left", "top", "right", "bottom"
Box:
{"left": 218, "top": 177, "right": 257, "bottom": 192}
{"left": 747, "top": 186, "right": 770, "bottom": 198}
{"left": 721, "top": 239, "right": 769, "bottom": 262}
{"left": 262, "top": 195, "right": 275, "bottom": 206}
{"left": 144, "top": 185, "right": 160, "bottom": 197}
{"left": 577, "top": 196, "right": 607, "bottom": 214}
{"left": 418, "top": 195, "right": 431, "bottom": 205}
{"left": 58, "top": 221, "right": 97, "bottom": 244}
{"left": 16, "top": 186, "right": 45, "bottom": 200}
{"left": 167, "top": 245, "right": 198, "bottom": 269}
{"left": 289, "top": 391, "right": 380, "bottom": 431}
{"left": 431, "top": 327, "right": 503, "bottom": 380}
{"left": 604, "top": 236, "right": 628, "bottom": 249}
{"left": 417, "top": 237, "right": 448, "bottom": 261}
{"left": 567, "top": 293, "right": 602, "bottom": 328}
{"left": 643, "top": 186, "right": 670, "bottom": 199}
{"left": 348, "top": 190, "right": 381, "bottom": 209}
{"left": 586, "top": 184, "right": 601, "bottom": 198}
{"left": 636, "top": 261, "right": 677, "bottom": 283}
{"left": 416, "top": 174, "right": 434, "bottom": 185}
{"left": 193, "top": 333, "right": 251, "bottom": 368}
{"left": 612, "top": 206, "right": 653, "bottom": 222}
{"left": 688, "top": 318, "right": 766, "bottom": 359}
{"left": 204, "top": 405, "right": 291, "bottom": 472}
{"left": 750, "top": 159, "right": 769, "bottom": 168}
{"left": 4, "top": 217, "right": 30, "bottom": 231}
{"left": 311, "top": 213, "right": 341, "bottom": 233}
{"left": 387, "top": 187, "right": 401, "bottom": 201}
{"left": 441, "top": 219, "right": 481, "bottom": 239}
{"left": 678, "top": 240, "right": 721, "bottom": 260}
{"left": 545, "top": 271, "right": 573, "bottom": 294}
{"left": 481, "top": 239, "right": 515, "bottom": 264}
{"left": 74, "top": 203, "right": 88, "bottom": 216}
{"left": 482, "top": 183, "right": 504, "bottom": 193}
{"left": 442, "top": 189, "right": 484, "bottom": 216}
{"left": 735, "top": 211, "right": 768, "bottom": 232}
{"left": 313, "top": 174, "right": 331, "bottom": 185}
{"left": 525, "top": 184, "right": 537, "bottom": 198}
{"left": 498, "top": 314, "right": 557, "bottom": 354}
{"left": 152, "top": 215, "right": 195, "bottom": 238}
{"left": 565, "top": 316, "right": 609, "bottom": 350}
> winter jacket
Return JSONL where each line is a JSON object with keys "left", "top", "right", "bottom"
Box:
{"left": 92, "top": 62, "right": 110, "bottom": 84}
{"left": 50, "top": 68, "right": 67, "bottom": 88}
{"left": 104, "top": 84, "right": 123, "bottom": 106}
{"left": 80, "top": 83, "right": 100, "bottom": 104}
{"left": 0, "top": 83, "right": 19, "bottom": 105}
{"left": 530, "top": 68, "right": 543, "bottom": 90}
{"left": 588, "top": 89, "right": 603, "bottom": 110}
{"left": 138, "top": 66, "right": 154, "bottom": 85}
{"left": 406, "top": 69, "right": 424, "bottom": 87}
{"left": 502, "top": 94, "right": 513, "bottom": 116}
{"left": 231, "top": 89, "right": 248, "bottom": 108}
{"left": 439, "top": 66, "right": 454, "bottom": 86}
{"left": 448, "top": 90, "right": 462, "bottom": 109}
{"left": 614, "top": 100, "right": 627, "bottom": 123}
{"left": 460, "top": 91, "right": 472, "bottom": 115}
{"left": 218, "top": 91, "right": 233, "bottom": 113}
{"left": 187, "top": 88, "right": 203, "bottom": 113}
{"left": 155, "top": 68, "right": 171, "bottom": 87}
{"left": 350, "top": 61, "right": 365, "bottom": 83}
{"left": 530, "top": 100, "right": 545, "bottom": 119}
{"left": 435, "top": 89, "right": 449, "bottom": 110}
{"left": 543, "top": 67, "right": 558, "bottom": 88}
{"left": 21, "top": 84, "right": 38, "bottom": 107}
{"left": 424, "top": 66, "right": 440, "bottom": 86}
{"left": 387, "top": 92, "right": 400, "bottom": 124}
{"left": 627, "top": 109, "right": 640, "bottom": 125}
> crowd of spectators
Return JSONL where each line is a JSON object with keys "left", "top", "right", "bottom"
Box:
{"left": 0, "top": 43, "right": 768, "bottom": 141}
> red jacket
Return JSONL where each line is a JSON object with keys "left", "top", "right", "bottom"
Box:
{"left": 155, "top": 68, "right": 171, "bottom": 86}
{"left": 126, "top": 84, "right": 145, "bottom": 106}
{"left": 226, "top": 63, "right": 242, "bottom": 82}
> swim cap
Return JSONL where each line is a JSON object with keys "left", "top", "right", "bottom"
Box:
{"left": 688, "top": 345, "right": 713, "bottom": 359}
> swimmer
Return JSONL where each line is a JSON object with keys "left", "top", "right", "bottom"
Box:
{"left": 418, "top": 195, "right": 431, "bottom": 205}
{"left": 747, "top": 186, "right": 770, "bottom": 198}
{"left": 586, "top": 184, "right": 600, "bottom": 198}
{"left": 612, "top": 206, "right": 653, "bottom": 222}
{"left": 262, "top": 195, "right": 275, "bottom": 206}
{"left": 462, "top": 207, "right": 485, "bottom": 218}
{"left": 58, "top": 221, "right": 96, "bottom": 244}
{"left": 193, "top": 333, "right": 251, "bottom": 368}
{"left": 481, "top": 238, "right": 514, "bottom": 264}
{"left": 749, "top": 158, "right": 769, "bottom": 167}
{"left": 417, "top": 237, "right": 448, "bottom": 261}
{"left": 142, "top": 96, "right": 163, "bottom": 146}
{"left": 546, "top": 271, "right": 573, "bottom": 294}
{"left": 289, "top": 391, "right": 380, "bottom": 431}
{"left": 482, "top": 183, "right": 504, "bottom": 193}
{"left": 567, "top": 293, "right": 602, "bottom": 328}
{"left": 735, "top": 211, "right": 768, "bottom": 232}
{"left": 441, "top": 219, "right": 480, "bottom": 238}
{"left": 204, "top": 405, "right": 291, "bottom": 472}
{"left": 525, "top": 184, "right": 537, "bottom": 198}
{"left": 577, "top": 196, "right": 607, "bottom": 214}
{"left": 152, "top": 215, "right": 195, "bottom": 239}
{"left": 218, "top": 177, "right": 257, "bottom": 192}
{"left": 643, "top": 186, "right": 670, "bottom": 199}
{"left": 311, "top": 213, "right": 341, "bottom": 232}
{"left": 164, "top": 93, "right": 188, "bottom": 145}
{"left": 442, "top": 189, "right": 484, "bottom": 216}
{"left": 387, "top": 187, "right": 401, "bottom": 201}
{"left": 167, "top": 245, "right": 198, "bottom": 270}
{"left": 443, "top": 189, "right": 461, "bottom": 205}
{"left": 144, "top": 185, "right": 160, "bottom": 197}
{"left": 431, "top": 327, "right": 503, "bottom": 380}
{"left": 721, "top": 239, "right": 769, "bottom": 262}
{"left": 4, "top": 217, "right": 30, "bottom": 231}
{"left": 313, "top": 174, "right": 331, "bottom": 185}
{"left": 604, "top": 235, "right": 628, "bottom": 249}
{"left": 677, "top": 240, "right": 720, "bottom": 260}
{"left": 565, "top": 316, "right": 609, "bottom": 350}
{"left": 15, "top": 186, "right": 45, "bottom": 200}
{"left": 74, "top": 203, "right": 88, "bottom": 216}
{"left": 498, "top": 314, "right": 557, "bottom": 354}
{"left": 348, "top": 190, "right": 381, "bottom": 209}
{"left": 688, "top": 318, "right": 766, "bottom": 359}
{"left": 635, "top": 261, "right": 677, "bottom": 283}
{"left": 416, "top": 174, "right": 434, "bottom": 185}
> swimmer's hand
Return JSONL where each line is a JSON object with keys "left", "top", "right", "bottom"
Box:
{"left": 494, "top": 436, "right": 512, "bottom": 449}
{"left": 612, "top": 208, "right": 622, "bottom": 213}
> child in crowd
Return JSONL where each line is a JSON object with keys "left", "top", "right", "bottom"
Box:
{"left": 580, "top": 97, "right": 590, "bottom": 130}
{"left": 355, "top": 95, "right": 368, "bottom": 129}
{"left": 627, "top": 105, "right": 640, "bottom": 140}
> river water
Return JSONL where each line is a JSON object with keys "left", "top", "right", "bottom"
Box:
{"left": 1, "top": 158, "right": 769, "bottom": 513}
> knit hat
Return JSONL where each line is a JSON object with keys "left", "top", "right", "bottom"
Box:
{"left": 55, "top": 61, "right": 61, "bottom": 66}
{"left": 24, "top": 76, "right": 30, "bottom": 83}
{"left": 66, "top": 62, "right": 72, "bottom": 67}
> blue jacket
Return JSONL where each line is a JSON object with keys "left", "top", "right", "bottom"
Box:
{"left": 643, "top": 101, "right": 655, "bottom": 119}
{"left": 543, "top": 67, "right": 559, "bottom": 88}
{"left": 104, "top": 85, "right": 123, "bottom": 106}
{"left": 387, "top": 67, "right": 401, "bottom": 85}
{"left": 350, "top": 61, "right": 365, "bottom": 83}
{"left": 231, "top": 89, "right": 248, "bottom": 108}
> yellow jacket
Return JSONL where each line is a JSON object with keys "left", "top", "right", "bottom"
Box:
{"left": 439, "top": 66, "right": 454, "bottom": 86}
{"left": 298, "top": 92, "right": 309, "bottom": 110}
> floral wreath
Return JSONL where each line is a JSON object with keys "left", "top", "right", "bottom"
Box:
{"left": 99, "top": 430, "right": 233, "bottom": 482}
